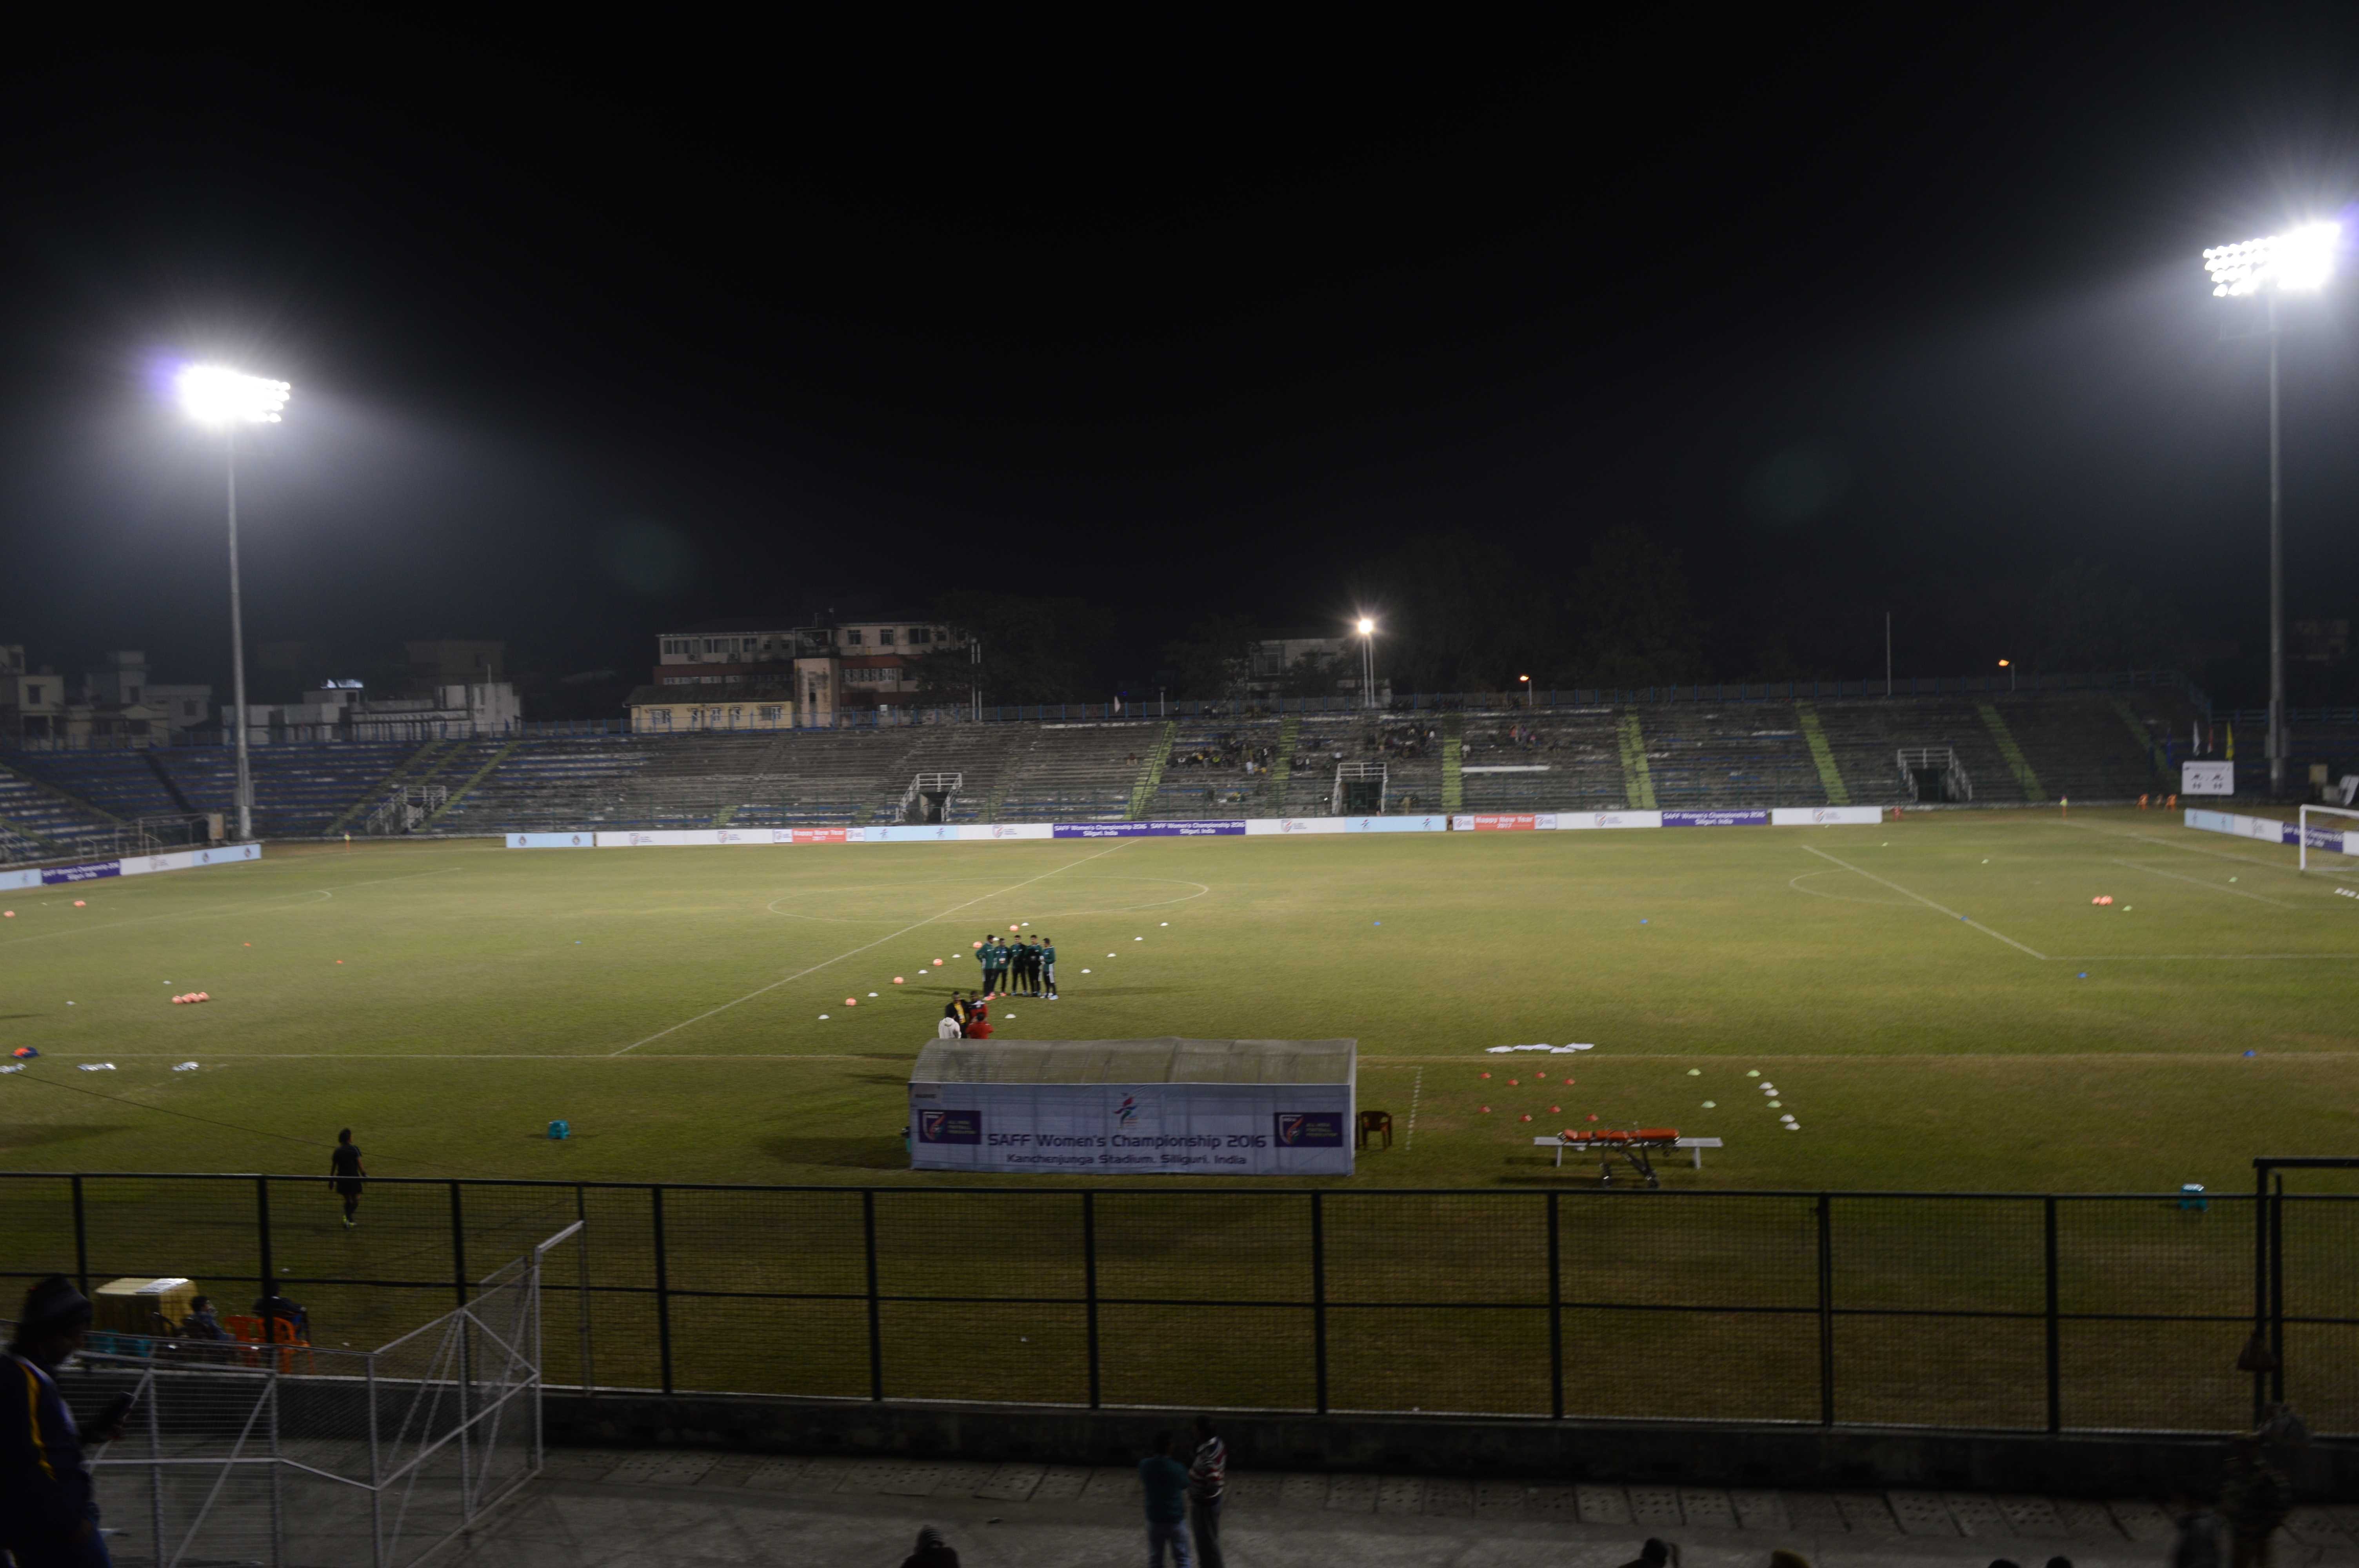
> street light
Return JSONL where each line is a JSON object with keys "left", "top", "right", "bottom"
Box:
{"left": 176, "top": 365, "right": 290, "bottom": 842}
{"left": 1354, "top": 617, "right": 1377, "bottom": 710}
{"left": 1998, "top": 659, "right": 2014, "bottom": 693}
{"left": 2205, "top": 222, "right": 2340, "bottom": 797}
{"left": 1519, "top": 673, "right": 1533, "bottom": 709}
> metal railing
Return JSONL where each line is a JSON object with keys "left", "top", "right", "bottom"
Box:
{"left": 4, "top": 1173, "right": 2350, "bottom": 1436}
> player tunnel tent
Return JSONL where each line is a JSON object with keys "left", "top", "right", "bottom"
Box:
{"left": 909, "top": 1037, "right": 1356, "bottom": 1175}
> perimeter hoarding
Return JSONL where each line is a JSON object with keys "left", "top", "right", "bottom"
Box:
{"left": 0, "top": 842, "right": 262, "bottom": 893}
{"left": 908, "top": 1082, "right": 1355, "bottom": 1174}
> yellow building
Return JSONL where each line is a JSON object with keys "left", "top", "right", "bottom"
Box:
{"left": 624, "top": 684, "right": 795, "bottom": 734}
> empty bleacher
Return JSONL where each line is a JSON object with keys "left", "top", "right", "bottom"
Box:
{"left": 0, "top": 688, "right": 2205, "bottom": 842}
{"left": 0, "top": 760, "right": 122, "bottom": 846}
{"left": 986, "top": 724, "right": 1152, "bottom": 822}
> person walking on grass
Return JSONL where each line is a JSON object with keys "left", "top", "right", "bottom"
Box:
{"left": 1040, "top": 936, "right": 1058, "bottom": 999}
{"left": 1140, "top": 1430, "right": 1192, "bottom": 1568}
{"left": 1187, "top": 1414, "right": 1226, "bottom": 1568}
{"left": 329, "top": 1128, "right": 365, "bottom": 1229}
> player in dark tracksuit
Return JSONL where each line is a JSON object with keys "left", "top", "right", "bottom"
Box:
{"left": 4, "top": 1275, "right": 126, "bottom": 1568}
{"left": 1014, "top": 938, "right": 1040, "bottom": 997}
{"left": 1040, "top": 938, "right": 1058, "bottom": 999}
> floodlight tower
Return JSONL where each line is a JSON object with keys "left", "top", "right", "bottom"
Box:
{"left": 176, "top": 365, "right": 291, "bottom": 842}
{"left": 1355, "top": 617, "right": 1377, "bottom": 710}
{"left": 2204, "top": 222, "right": 2339, "bottom": 797}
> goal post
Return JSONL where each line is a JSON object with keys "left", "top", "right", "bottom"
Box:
{"left": 2297, "top": 803, "right": 2359, "bottom": 873}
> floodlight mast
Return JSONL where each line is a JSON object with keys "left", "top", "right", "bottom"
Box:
{"left": 176, "top": 366, "right": 291, "bottom": 842}
{"left": 1355, "top": 618, "right": 1377, "bottom": 710}
{"left": 2205, "top": 223, "right": 2339, "bottom": 798}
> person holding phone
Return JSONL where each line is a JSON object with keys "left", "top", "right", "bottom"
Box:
{"left": 3, "top": 1275, "right": 131, "bottom": 1566}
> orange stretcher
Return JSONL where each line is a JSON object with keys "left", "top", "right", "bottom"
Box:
{"left": 1536, "top": 1127, "right": 1684, "bottom": 1187}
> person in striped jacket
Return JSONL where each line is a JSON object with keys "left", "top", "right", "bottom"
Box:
{"left": 1188, "top": 1414, "right": 1227, "bottom": 1568}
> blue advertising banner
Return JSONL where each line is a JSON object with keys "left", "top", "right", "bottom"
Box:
{"left": 916, "top": 1109, "right": 983, "bottom": 1145}
{"left": 1273, "top": 1111, "right": 1346, "bottom": 1147}
{"left": 1051, "top": 820, "right": 1247, "bottom": 838}
{"left": 43, "top": 860, "right": 123, "bottom": 884}
{"left": 1663, "top": 809, "right": 1770, "bottom": 828}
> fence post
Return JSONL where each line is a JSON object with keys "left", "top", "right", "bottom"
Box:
{"left": 2269, "top": 1174, "right": 2286, "bottom": 1408}
{"left": 1310, "top": 1192, "right": 1329, "bottom": 1415}
{"left": 576, "top": 1185, "right": 594, "bottom": 1396}
{"left": 1815, "top": 1193, "right": 1834, "bottom": 1426}
{"left": 449, "top": 1182, "right": 468, "bottom": 1308}
{"left": 2043, "top": 1196, "right": 2061, "bottom": 1433}
{"left": 1082, "top": 1192, "right": 1101, "bottom": 1409}
{"left": 256, "top": 1176, "right": 274, "bottom": 1298}
{"left": 1546, "top": 1192, "right": 1564, "bottom": 1420}
{"left": 2251, "top": 1163, "right": 2270, "bottom": 1426}
{"left": 650, "top": 1185, "right": 674, "bottom": 1396}
{"left": 70, "top": 1175, "right": 89, "bottom": 1297}
{"left": 863, "top": 1189, "right": 885, "bottom": 1401}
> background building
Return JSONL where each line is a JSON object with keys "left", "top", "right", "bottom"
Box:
{"left": 642, "top": 615, "right": 965, "bottom": 729}
{"left": 0, "top": 646, "right": 212, "bottom": 747}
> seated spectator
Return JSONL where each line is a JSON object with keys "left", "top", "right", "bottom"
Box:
{"left": 252, "top": 1290, "right": 308, "bottom": 1342}
{"left": 178, "top": 1296, "right": 229, "bottom": 1341}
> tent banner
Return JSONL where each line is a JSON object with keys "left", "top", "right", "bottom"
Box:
{"left": 909, "top": 1082, "right": 1355, "bottom": 1175}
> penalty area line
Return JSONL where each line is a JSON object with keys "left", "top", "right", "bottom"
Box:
{"left": 2110, "top": 859, "right": 2297, "bottom": 907}
{"left": 608, "top": 842, "right": 1131, "bottom": 1055}
{"left": 1799, "top": 844, "right": 2048, "bottom": 958}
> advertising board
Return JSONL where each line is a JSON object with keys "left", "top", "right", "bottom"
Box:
{"left": 2182, "top": 761, "right": 2234, "bottom": 796}
{"left": 907, "top": 1082, "right": 1354, "bottom": 1175}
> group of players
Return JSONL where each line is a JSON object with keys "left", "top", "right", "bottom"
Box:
{"left": 936, "top": 933, "right": 1059, "bottom": 1042}
{"left": 975, "top": 931, "right": 1056, "bottom": 999}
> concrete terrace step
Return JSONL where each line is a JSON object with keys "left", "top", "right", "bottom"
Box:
{"left": 477, "top": 1449, "right": 2331, "bottom": 1568}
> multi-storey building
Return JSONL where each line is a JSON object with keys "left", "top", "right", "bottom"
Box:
{"left": 634, "top": 615, "right": 965, "bottom": 730}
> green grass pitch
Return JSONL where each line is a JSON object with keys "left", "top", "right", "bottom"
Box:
{"left": 3, "top": 808, "right": 2355, "bottom": 1194}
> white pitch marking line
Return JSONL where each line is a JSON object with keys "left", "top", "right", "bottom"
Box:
{"left": 609, "top": 842, "right": 1129, "bottom": 1054}
{"left": 1406, "top": 1065, "right": 1422, "bottom": 1151}
{"left": 1800, "top": 844, "right": 2048, "bottom": 958}
{"left": 2110, "top": 859, "right": 2298, "bottom": 908}
{"left": 0, "top": 866, "right": 472, "bottom": 951}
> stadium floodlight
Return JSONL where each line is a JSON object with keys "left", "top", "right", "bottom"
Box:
{"left": 176, "top": 364, "right": 291, "bottom": 841}
{"left": 1519, "top": 673, "right": 1534, "bottom": 709}
{"left": 1998, "top": 659, "right": 2014, "bottom": 693}
{"left": 2204, "top": 223, "right": 2342, "bottom": 797}
{"left": 2203, "top": 223, "right": 2339, "bottom": 297}
{"left": 1354, "top": 617, "right": 1378, "bottom": 709}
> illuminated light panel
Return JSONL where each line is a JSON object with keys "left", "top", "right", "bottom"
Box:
{"left": 177, "top": 365, "right": 292, "bottom": 425}
{"left": 2203, "top": 223, "right": 2340, "bottom": 297}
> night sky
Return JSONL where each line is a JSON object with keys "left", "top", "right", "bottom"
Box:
{"left": 3, "top": 11, "right": 2358, "bottom": 708}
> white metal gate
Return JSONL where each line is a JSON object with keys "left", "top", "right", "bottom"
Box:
{"left": 82, "top": 1221, "right": 578, "bottom": 1567}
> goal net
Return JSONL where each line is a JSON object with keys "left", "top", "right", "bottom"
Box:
{"left": 2299, "top": 804, "right": 2359, "bottom": 874}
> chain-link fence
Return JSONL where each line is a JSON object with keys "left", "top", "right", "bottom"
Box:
{"left": 4, "top": 1174, "right": 2349, "bottom": 1437}
{"left": 25, "top": 1220, "right": 576, "bottom": 1567}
